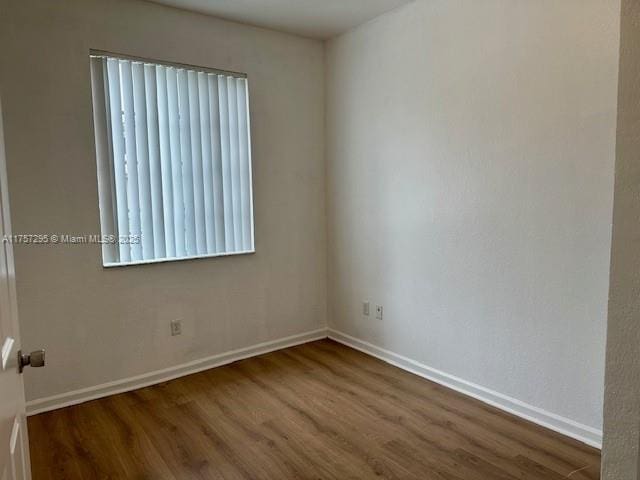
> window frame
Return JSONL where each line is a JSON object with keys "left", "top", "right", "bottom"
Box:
{"left": 90, "top": 50, "right": 256, "bottom": 268}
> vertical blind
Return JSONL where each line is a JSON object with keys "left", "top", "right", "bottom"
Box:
{"left": 90, "top": 53, "right": 254, "bottom": 266}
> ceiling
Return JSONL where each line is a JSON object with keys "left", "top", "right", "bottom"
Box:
{"left": 148, "top": 0, "right": 414, "bottom": 39}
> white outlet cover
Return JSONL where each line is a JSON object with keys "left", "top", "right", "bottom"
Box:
{"left": 375, "top": 306, "right": 383, "bottom": 320}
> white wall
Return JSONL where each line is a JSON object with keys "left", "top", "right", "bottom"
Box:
{"left": 326, "top": 0, "right": 619, "bottom": 437}
{"left": 602, "top": 1, "right": 640, "bottom": 478}
{"left": 0, "top": 0, "right": 326, "bottom": 401}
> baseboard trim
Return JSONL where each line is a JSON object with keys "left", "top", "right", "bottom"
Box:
{"left": 26, "top": 328, "right": 327, "bottom": 416}
{"left": 327, "top": 329, "right": 602, "bottom": 449}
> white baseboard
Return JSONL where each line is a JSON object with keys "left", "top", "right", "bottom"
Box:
{"left": 328, "top": 329, "right": 602, "bottom": 449}
{"left": 26, "top": 328, "right": 327, "bottom": 416}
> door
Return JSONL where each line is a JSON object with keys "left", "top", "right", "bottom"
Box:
{"left": 0, "top": 96, "right": 31, "bottom": 480}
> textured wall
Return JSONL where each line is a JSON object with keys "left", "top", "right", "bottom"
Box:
{"left": 602, "top": 1, "right": 640, "bottom": 478}
{"left": 0, "top": 0, "right": 326, "bottom": 401}
{"left": 326, "top": 0, "right": 619, "bottom": 433}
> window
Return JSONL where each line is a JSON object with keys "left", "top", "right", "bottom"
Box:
{"left": 90, "top": 52, "right": 255, "bottom": 266}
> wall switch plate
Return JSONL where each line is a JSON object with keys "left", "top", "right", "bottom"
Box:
{"left": 375, "top": 305, "right": 383, "bottom": 320}
{"left": 363, "top": 301, "right": 370, "bottom": 316}
{"left": 170, "top": 319, "right": 182, "bottom": 336}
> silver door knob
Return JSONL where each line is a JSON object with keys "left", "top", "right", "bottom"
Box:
{"left": 18, "top": 349, "right": 45, "bottom": 373}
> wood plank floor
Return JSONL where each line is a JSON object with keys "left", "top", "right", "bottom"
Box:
{"left": 28, "top": 339, "right": 601, "bottom": 479}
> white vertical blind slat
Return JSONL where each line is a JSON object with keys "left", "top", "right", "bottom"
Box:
{"left": 217, "top": 76, "right": 235, "bottom": 250}
{"left": 187, "top": 70, "right": 207, "bottom": 255}
{"left": 144, "top": 64, "right": 165, "bottom": 259}
{"left": 198, "top": 73, "right": 216, "bottom": 253}
{"left": 243, "top": 78, "right": 255, "bottom": 250}
{"left": 105, "top": 58, "right": 131, "bottom": 262}
{"left": 91, "top": 57, "right": 119, "bottom": 263}
{"left": 208, "top": 75, "right": 226, "bottom": 253}
{"left": 155, "top": 65, "right": 176, "bottom": 258}
{"left": 132, "top": 62, "right": 155, "bottom": 260}
{"left": 165, "top": 67, "right": 186, "bottom": 258}
{"left": 236, "top": 78, "right": 252, "bottom": 251}
{"left": 177, "top": 69, "right": 196, "bottom": 256}
{"left": 93, "top": 55, "right": 254, "bottom": 265}
{"left": 120, "top": 60, "right": 144, "bottom": 261}
{"left": 226, "top": 77, "right": 242, "bottom": 252}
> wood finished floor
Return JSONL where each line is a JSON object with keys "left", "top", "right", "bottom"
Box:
{"left": 28, "top": 339, "right": 601, "bottom": 479}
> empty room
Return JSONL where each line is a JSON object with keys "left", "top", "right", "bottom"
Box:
{"left": 0, "top": 0, "right": 639, "bottom": 478}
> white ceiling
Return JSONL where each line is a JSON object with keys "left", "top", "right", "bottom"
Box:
{"left": 148, "top": 0, "right": 414, "bottom": 39}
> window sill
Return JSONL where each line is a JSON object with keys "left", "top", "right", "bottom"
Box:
{"left": 103, "top": 249, "right": 256, "bottom": 268}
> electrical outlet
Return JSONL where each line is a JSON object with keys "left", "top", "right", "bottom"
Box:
{"left": 363, "top": 301, "right": 370, "bottom": 316}
{"left": 375, "top": 305, "right": 383, "bottom": 320}
{"left": 170, "top": 319, "right": 182, "bottom": 336}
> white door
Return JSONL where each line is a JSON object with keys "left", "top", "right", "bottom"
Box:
{"left": 0, "top": 96, "right": 32, "bottom": 480}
